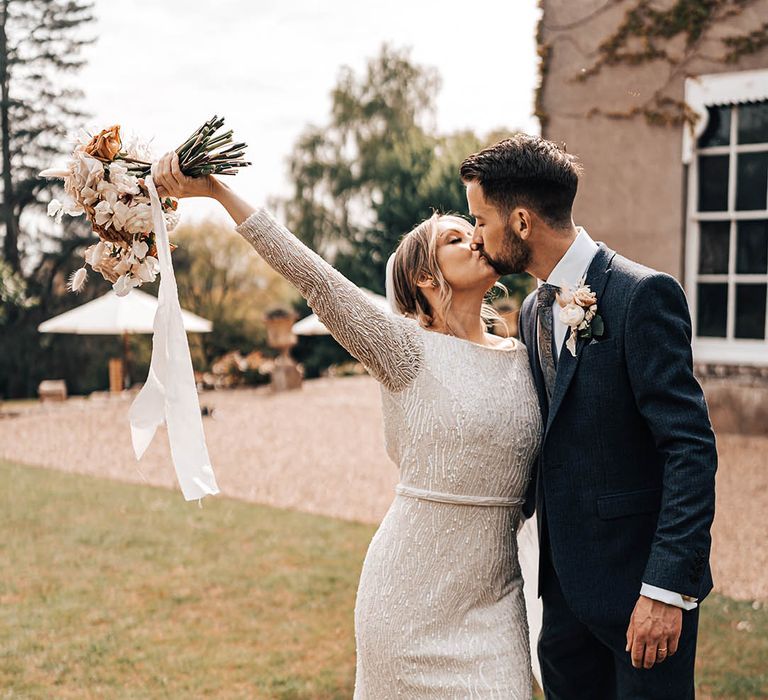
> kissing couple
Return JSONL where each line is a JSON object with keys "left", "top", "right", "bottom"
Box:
{"left": 152, "top": 133, "right": 717, "bottom": 699}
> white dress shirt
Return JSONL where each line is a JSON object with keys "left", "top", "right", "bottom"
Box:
{"left": 535, "top": 226, "right": 697, "bottom": 611}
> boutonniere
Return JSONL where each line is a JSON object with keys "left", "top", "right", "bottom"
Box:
{"left": 556, "top": 276, "right": 605, "bottom": 357}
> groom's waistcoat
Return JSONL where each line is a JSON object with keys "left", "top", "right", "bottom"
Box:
{"left": 519, "top": 243, "right": 718, "bottom": 626}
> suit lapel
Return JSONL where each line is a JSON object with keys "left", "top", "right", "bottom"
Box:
{"left": 544, "top": 242, "right": 616, "bottom": 438}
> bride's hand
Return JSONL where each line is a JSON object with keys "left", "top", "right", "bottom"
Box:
{"left": 152, "top": 150, "right": 215, "bottom": 199}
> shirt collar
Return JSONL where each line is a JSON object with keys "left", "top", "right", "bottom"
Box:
{"left": 537, "top": 226, "right": 599, "bottom": 290}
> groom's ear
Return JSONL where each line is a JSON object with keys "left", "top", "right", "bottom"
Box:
{"left": 511, "top": 207, "right": 533, "bottom": 240}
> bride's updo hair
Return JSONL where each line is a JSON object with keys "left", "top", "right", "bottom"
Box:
{"left": 390, "top": 212, "right": 507, "bottom": 334}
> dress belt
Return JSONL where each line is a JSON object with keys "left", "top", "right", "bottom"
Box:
{"left": 395, "top": 483, "right": 525, "bottom": 507}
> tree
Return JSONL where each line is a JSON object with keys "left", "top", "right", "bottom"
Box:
{"left": 0, "top": 0, "right": 95, "bottom": 273}
{"left": 0, "top": 2, "right": 106, "bottom": 398}
{"left": 283, "top": 45, "right": 440, "bottom": 284}
{"left": 337, "top": 128, "right": 498, "bottom": 293}
{"left": 168, "top": 217, "right": 300, "bottom": 367}
{"left": 281, "top": 45, "right": 532, "bottom": 349}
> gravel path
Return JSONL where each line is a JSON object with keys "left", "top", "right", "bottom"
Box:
{"left": 1, "top": 375, "right": 764, "bottom": 601}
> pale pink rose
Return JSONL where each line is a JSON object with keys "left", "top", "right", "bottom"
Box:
{"left": 559, "top": 302, "right": 585, "bottom": 326}
{"left": 573, "top": 286, "right": 597, "bottom": 308}
{"left": 124, "top": 203, "right": 153, "bottom": 234}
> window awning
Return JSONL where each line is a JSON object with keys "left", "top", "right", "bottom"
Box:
{"left": 683, "top": 68, "right": 768, "bottom": 164}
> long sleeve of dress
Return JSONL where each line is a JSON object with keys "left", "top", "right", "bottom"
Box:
{"left": 234, "top": 207, "right": 423, "bottom": 393}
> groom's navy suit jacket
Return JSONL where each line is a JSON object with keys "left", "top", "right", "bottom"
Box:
{"left": 519, "top": 242, "right": 718, "bottom": 627}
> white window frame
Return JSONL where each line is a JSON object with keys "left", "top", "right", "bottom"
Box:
{"left": 683, "top": 69, "right": 768, "bottom": 366}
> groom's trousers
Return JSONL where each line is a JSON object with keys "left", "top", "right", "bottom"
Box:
{"left": 537, "top": 550, "right": 699, "bottom": 700}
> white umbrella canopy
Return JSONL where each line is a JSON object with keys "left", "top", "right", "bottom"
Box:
{"left": 38, "top": 289, "right": 212, "bottom": 335}
{"left": 292, "top": 288, "right": 391, "bottom": 336}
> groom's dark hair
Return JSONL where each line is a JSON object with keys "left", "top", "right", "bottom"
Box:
{"left": 460, "top": 134, "right": 582, "bottom": 229}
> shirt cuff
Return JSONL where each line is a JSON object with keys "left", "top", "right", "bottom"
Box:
{"left": 641, "top": 583, "right": 698, "bottom": 610}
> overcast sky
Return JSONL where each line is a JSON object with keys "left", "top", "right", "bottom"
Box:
{"left": 75, "top": 0, "right": 541, "bottom": 222}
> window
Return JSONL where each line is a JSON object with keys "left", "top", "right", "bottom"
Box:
{"left": 684, "top": 71, "right": 768, "bottom": 366}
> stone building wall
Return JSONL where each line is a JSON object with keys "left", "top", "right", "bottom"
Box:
{"left": 538, "top": 0, "right": 768, "bottom": 278}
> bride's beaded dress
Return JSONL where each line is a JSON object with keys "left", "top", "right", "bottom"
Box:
{"left": 236, "top": 209, "right": 543, "bottom": 699}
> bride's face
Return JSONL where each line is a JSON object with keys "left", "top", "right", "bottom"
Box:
{"left": 432, "top": 226, "right": 499, "bottom": 292}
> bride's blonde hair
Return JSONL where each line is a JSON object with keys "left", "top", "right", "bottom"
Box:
{"left": 390, "top": 212, "right": 508, "bottom": 335}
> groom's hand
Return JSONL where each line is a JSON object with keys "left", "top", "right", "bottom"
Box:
{"left": 625, "top": 595, "right": 682, "bottom": 669}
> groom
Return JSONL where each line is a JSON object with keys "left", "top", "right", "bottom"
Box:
{"left": 460, "top": 135, "right": 717, "bottom": 699}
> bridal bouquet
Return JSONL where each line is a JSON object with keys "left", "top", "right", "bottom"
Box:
{"left": 39, "top": 116, "right": 250, "bottom": 296}
{"left": 36, "top": 117, "right": 248, "bottom": 502}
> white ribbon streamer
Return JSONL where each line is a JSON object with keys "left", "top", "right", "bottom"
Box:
{"left": 128, "top": 164, "right": 220, "bottom": 501}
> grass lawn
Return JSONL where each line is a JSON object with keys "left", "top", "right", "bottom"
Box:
{"left": 1, "top": 460, "right": 765, "bottom": 699}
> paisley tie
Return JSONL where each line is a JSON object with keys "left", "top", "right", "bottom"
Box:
{"left": 537, "top": 283, "right": 560, "bottom": 402}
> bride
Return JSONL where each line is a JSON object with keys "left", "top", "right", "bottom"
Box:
{"left": 152, "top": 151, "right": 542, "bottom": 699}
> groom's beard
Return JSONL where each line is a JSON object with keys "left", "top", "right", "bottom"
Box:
{"left": 481, "top": 221, "right": 532, "bottom": 276}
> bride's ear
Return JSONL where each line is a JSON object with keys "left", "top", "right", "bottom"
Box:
{"left": 416, "top": 275, "right": 437, "bottom": 290}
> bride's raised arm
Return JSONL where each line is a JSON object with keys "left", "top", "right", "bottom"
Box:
{"left": 152, "top": 151, "right": 422, "bottom": 393}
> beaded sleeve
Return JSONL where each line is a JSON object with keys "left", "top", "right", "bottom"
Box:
{"left": 234, "top": 208, "right": 422, "bottom": 392}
